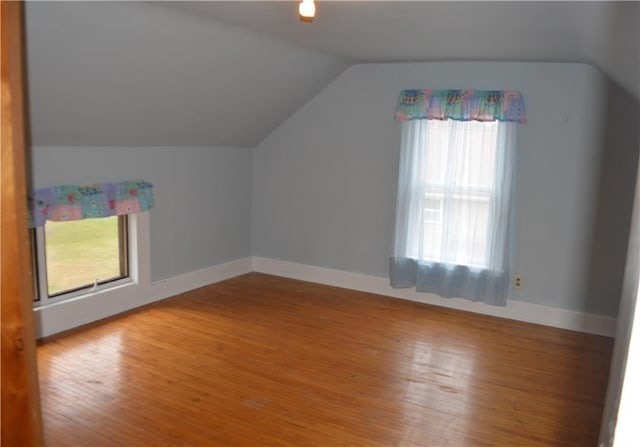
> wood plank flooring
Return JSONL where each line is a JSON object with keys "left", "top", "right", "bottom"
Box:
{"left": 37, "top": 273, "right": 614, "bottom": 446}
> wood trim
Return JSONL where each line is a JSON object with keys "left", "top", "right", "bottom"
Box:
{"left": 1, "top": 1, "right": 44, "bottom": 445}
{"left": 119, "top": 215, "right": 129, "bottom": 278}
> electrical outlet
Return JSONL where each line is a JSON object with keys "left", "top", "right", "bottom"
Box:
{"left": 514, "top": 274, "right": 524, "bottom": 290}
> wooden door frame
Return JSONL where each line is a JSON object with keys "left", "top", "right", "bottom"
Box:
{"left": 1, "top": 1, "right": 44, "bottom": 445}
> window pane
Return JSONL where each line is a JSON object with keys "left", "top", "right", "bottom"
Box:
{"left": 421, "top": 221, "right": 442, "bottom": 261}
{"left": 415, "top": 120, "right": 498, "bottom": 269}
{"left": 424, "top": 210, "right": 441, "bottom": 223}
{"left": 424, "top": 197, "right": 442, "bottom": 211}
{"left": 424, "top": 121, "right": 449, "bottom": 185}
{"left": 424, "top": 120, "right": 498, "bottom": 190}
{"left": 44, "top": 216, "right": 125, "bottom": 296}
{"left": 461, "top": 121, "right": 497, "bottom": 189}
{"left": 444, "top": 197, "right": 490, "bottom": 267}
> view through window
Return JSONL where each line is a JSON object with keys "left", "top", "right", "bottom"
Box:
{"left": 36, "top": 215, "right": 129, "bottom": 299}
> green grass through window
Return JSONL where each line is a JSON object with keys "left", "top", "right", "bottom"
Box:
{"left": 44, "top": 216, "right": 123, "bottom": 295}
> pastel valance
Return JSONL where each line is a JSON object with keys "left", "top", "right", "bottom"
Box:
{"left": 394, "top": 89, "right": 526, "bottom": 123}
{"left": 29, "top": 180, "right": 154, "bottom": 228}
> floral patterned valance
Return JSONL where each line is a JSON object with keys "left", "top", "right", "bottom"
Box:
{"left": 29, "top": 180, "right": 154, "bottom": 228}
{"left": 394, "top": 89, "right": 527, "bottom": 123}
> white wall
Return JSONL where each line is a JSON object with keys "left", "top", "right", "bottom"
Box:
{"left": 252, "top": 61, "right": 621, "bottom": 316}
{"left": 31, "top": 146, "right": 253, "bottom": 282}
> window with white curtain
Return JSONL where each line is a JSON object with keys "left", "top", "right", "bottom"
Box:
{"left": 391, "top": 89, "right": 525, "bottom": 305}
{"left": 391, "top": 118, "right": 518, "bottom": 305}
{"left": 407, "top": 119, "right": 500, "bottom": 269}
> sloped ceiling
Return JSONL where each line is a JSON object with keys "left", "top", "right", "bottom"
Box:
{"left": 25, "top": 1, "right": 639, "bottom": 148}
{"left": 24, "top": 1, "right": 349, "bottom": 147}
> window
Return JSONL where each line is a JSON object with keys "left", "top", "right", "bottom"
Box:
{"left": 391, "top": 119, "right": 517, "bottom": 304}
{"left": 33, "top": 216, "right": 129, "bottom": 304}
{"left": 391, "top": 88, "right": 524, "bottom": 305}
{"left": 418, "top": 119, "right": 498, "bottom": 268}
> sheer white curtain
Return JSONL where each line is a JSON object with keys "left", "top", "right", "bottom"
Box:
{"left": 390, "top": 119, "right": 517, "bottom": 305}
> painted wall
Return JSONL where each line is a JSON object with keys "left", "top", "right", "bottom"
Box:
{"left": 31, "top": 146, "right": 252, "bottom": 282}
{"left": 586, "top": 83, "right": 640, "bottom": 316}
{"left": 598, "top": 92, "right": 640, "bottom": 447}
{"left": 252, "top": 61, "right": 623, "bottom": 316}
{"left": 600, "top": 169, "right": 639, "bottom": 446}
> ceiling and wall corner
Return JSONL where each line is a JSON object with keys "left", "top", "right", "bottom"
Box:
{"left": 25, "top": 1, "right": 639, "bottom": 149}
{"left": 182, "top": 1, "right": 640, "bottom": 99}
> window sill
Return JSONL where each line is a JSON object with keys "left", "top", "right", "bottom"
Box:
{"left": 33, "top": 277, "right": 135, "bottom": 310}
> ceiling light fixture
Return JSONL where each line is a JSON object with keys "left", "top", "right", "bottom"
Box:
{"left": 299, "top": 0, "right": 316, "bottom": 22}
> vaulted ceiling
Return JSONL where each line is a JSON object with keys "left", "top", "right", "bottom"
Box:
{"left": 25, "top": 1, "right": 639, "bottom": 148}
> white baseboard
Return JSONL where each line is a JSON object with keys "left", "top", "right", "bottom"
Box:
{"left": 252, "top": 256, "right": 617, "bottom": 337}
{"left": 33, "top": 257, "right": 252, "bottom": 338}
{"left": 148, "top": 257, "right": 253, "bottom": 302}
{"left": 34, "top": 255, "right": 616, "bottom": 338}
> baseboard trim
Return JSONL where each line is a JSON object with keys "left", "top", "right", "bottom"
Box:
{"left": 148, "top": 257, "right": 253, "bottom": 302}
{"left": 34, "top": 255, "right": 616, "bottom": 338}
{"left": 252, "top": 256, "right": 617, "bottom": 337}
{"left": 34, "top": 257, "right": 253, "bottom": 338}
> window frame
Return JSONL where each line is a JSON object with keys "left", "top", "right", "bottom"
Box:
{"left": 32, "top": 215, "right": 132, "bottom": 307}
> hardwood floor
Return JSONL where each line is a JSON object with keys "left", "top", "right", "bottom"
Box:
{"left": 37, "top": 273, "right": 613, "bottom": 446}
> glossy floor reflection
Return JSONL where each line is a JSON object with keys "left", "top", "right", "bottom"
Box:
{"left": 38, "top": 273, "right": 613, "bottom": 446}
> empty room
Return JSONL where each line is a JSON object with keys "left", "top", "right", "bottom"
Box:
{"left": 2, "top": 1, "right": 640, "bottom": 446}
